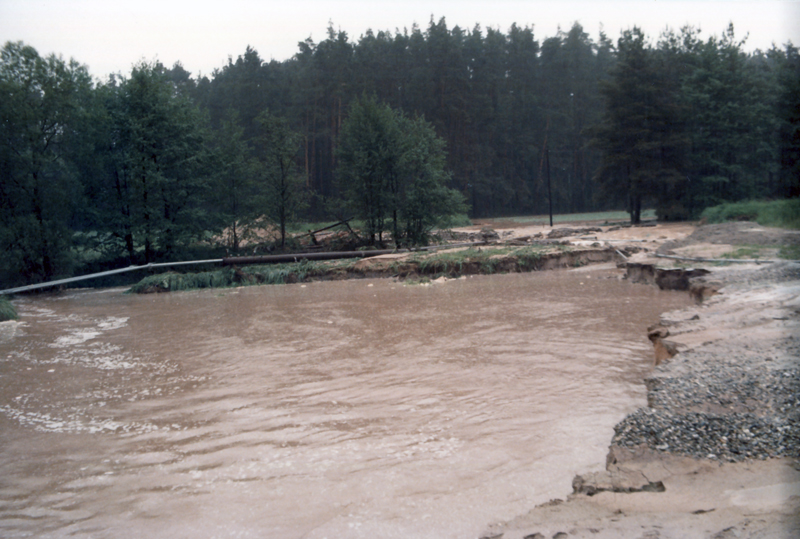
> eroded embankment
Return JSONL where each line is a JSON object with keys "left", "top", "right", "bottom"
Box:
{"left": 482, "top": 260, "right": 800, "bottom": 539}
{"left": 130, "top": 246, "right": 618, "bottom": 293}
{"left": 611, "top": 261, "right": 800, "bottom": 463}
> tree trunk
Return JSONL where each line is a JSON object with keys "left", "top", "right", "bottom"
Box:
{"left": 629, "top": 193, "right": 642, "bottom": 224}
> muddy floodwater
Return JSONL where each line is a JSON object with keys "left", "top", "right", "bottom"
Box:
{"left": 0, "top": 270, "right": 692, "bottom": 538}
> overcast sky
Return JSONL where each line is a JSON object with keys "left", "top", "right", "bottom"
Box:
{"left": 2, "top": 0, "right": 798, "bottom": 79}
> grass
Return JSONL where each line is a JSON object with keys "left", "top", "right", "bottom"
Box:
{"left": 716, "top": 244, "right": 800, "bottom": 261}
{"left": 129, "top": 259, "right": 335, "bottom": 293}
{"left": 414, "top": 244, "right": 567, "bottom": 277}
{"left": 720, "top": 246, "right": 767, "bottom": 260}
{"left": 0, "top": 296, "right": 17, "bottom": 321}
{"left": 779, "top": 244, "right": 800, "bottom": 260}
{"left": 701, "top": 199, "right": 800, "bottom": 230}
{"left": 475, "top": 209, "right": 657, "bottom": 227}
{"left": 434, "top": 213, "right": 473, "bottom": 229}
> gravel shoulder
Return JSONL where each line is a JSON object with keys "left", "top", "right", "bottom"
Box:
{"left": 470, "top": 221, "right": 800, "bottom": 539}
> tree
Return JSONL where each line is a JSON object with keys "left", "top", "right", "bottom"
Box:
{"left": 213, "top": 110, "right": 260, "bottom": 253}
{"left": 90, "top": 61, "right": 214, "bottom": 263}
{"left": 395, "top": 114, "right": 466, "bottom": 244}
{"left": 337, "top": 96, "right": 464, "bottom": 245}
{"left": 774, "top": 44, "right": 800, "bottom": 198}
{"left": 591, "top": 28, "right": 687, "bottom": 223}
{"left": 336, "top": 96, "right": 398, "bottom": 243}
{"left": 0, "top": 42, "right": 92, "bottom": 286}
{"left": 678, "top": 25, "right": 779, "bottom": 212}
{"left": 254, "top": 110, "right": 307, "bottom": 249}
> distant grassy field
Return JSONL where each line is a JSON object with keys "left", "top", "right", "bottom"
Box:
{"left": 277, "top": 210, "right": 652, "bottom": 237}
{"left": 473, "top": 209, "right": 656, "bottom": 227}
{"left": 286, "top": 213, "right": 473, "bottom": 234}
{"left": 701, "top": 199, "right": 800, "bottom": 230}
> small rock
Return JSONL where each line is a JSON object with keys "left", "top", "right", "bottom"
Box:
{"left": 480, "top": 227, "right": 500, "bottom": 241}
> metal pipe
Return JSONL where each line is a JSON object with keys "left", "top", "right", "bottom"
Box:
{"left": 0, "top": 259, "right": 223, "bottom": 295}
{"left": 0, "top": 241, "right": 489, "bottom": 295}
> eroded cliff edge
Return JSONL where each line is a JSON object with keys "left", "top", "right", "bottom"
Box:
{"left": 481, "top": 260, "right": 800, "bottom": 539}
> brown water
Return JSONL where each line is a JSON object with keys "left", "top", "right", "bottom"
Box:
{"left": 0, "top": 270, "right": 691, "bottom": 539}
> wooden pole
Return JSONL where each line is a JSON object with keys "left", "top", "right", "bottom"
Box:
{"left": 546, "top": 148, "right": 553, "bottom": 228}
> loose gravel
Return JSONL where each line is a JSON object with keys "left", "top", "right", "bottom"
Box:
{"left": 611, "top": 261, "right": 800, "bottom": 462}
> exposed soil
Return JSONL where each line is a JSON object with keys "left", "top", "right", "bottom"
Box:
{"left": 660, "top": 221, "right": 800, "bottom": 251}
{"left": 468, "top": 219, "right": 800, "bottom": 539}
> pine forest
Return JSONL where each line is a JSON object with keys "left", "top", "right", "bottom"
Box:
{"left": 1, "top": 18, "right": 799, "bottom": 287}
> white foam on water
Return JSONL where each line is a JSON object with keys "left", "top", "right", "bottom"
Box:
{"left": 0, "top": 404, "right": 160, "bottom": 435}
{"left": 0, "top": 405, "right": 122, "bottom": 433}
{"left": 97, "top": 316, "right": 129, "bottom": 331}
{"left": 19, "top": 306, "right": 58, "bottom": 318}
{"left": 47, "top": 343, "right": 139, "bottom": 370}
{"left": 51, "top": 329, "right": 102, "bottom": 347}
{"left": 49, "top": 316, "right": 129, "bottom": 349}
{"left": 0, "top": 320, "right": 26, "bottom": 342}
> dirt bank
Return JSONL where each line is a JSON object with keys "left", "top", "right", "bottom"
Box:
{"left": 132, "top": 244, "right": 621, "bottom": 292}
{"left": 473, "top": 222, "right": 800, "bottom": 539}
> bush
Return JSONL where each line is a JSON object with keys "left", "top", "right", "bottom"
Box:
{"left": 701, "top": 199, "right": 800, "bottom": 229}
{"left": 129, "top": 269, "right": 234, "bottom": 293}
{"left": 435, "top": 213, "right": 473, "bottom": 229}
{"left": 0, "top": 296, "right": 17, "bottom": 321}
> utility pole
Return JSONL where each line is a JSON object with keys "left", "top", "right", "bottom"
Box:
{"left": 546, "top": 148, "right": 553, "bottom": 227}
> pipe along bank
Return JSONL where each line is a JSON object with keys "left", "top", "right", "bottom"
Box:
{"left": 0, "top": 242, "right": 486, "bottom": 296}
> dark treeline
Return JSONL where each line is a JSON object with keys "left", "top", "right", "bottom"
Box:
{"left": 199, "top": 19, "right": 798, "bottom": 219}
{"left": 202, "top": 21, "right": 614, "bottom": 218}
{"left": 1, "top": 18, "right": 799, "bottom": 287}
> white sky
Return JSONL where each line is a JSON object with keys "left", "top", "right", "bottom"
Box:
{"left": 1, "top": 0, "right": 798, "bottom": 79}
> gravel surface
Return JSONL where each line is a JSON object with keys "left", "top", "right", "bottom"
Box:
{"left": 611, "top": 261, "right": 800, "bottom": 463}
{"left": 658, "top": 221, "right": 800, "bottom": 254}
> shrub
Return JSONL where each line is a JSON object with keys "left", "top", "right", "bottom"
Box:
{"left": 0, "top": 296, "right": 17, "bottom": 321}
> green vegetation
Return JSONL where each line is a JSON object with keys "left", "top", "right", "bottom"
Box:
{"left": 4, "top": 19, "right": 799, "bottom": 288}
{"left": 478, "top": 209, "right": 657, "bottom": 227}
{"left": 0, "top": 296, "right": 17, "bottom": 321}
{"left": 701, "top": 199, "right": 800, "bottom": 229}
{"left": 414, "top": 244, "right": 566, "bottom": 277}
{"left": 255, "top": 111, "right": 308, "bottom": 249}
{"left": 720, "top": 247, "right": 766, "bottom": 260}
{"left": 337, "top": 96, "right": 466, "bottom": 246}
{"left": 434, "top": 213, "right": 473, "bottom": 229}
{"left": 128, "top": 259, "right": 335, "bottom": 293}
{"left": 593, "top": 25, "right": 799, "bottom": 222}
{"left": 779, "top": 245, "right": 800, "bottom": 260}
{"left": 719, "top": 244, "right": 800, "bottom": 261}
